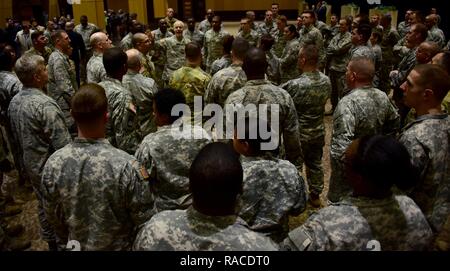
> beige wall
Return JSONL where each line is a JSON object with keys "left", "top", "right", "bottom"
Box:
{"left": 72, "top": 0, "right": 105, "bottom": 29}
{"left": 106, "top": 0, "right": 129, "bottom": 13}
{"left": 0, "top": 0, "right": 13, "bottom": 28}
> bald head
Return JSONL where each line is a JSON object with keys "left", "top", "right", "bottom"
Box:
{"left": 416, "top": 41, "right": 440, "bottom": 64}
{"left": 132, "top": 33, "right": 150, "bottom": 54}
{"left": 65, "top": 21, "right": 74, "bottom": 31}
{"left": 425, "top": 14, "right": 438, "bottom": 28}
{"left": 242, "top": 47, "right": 267, "bottom": 79}
{"left": 90, "top": 32, "right": 111, "bottom": 52}
{"left": 126, "top": 49, "right": 142, "bottom": 71}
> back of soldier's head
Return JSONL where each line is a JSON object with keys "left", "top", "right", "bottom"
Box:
{"left": 242, "top": 47, "right": 267, "bottom": 78}
{"left": 51, "top": 29, "right": 66, "bottom": 45}
{"left": 413, "top": 64, "right": 450, "bottom": 102}
{"left": 103, "top": 47, "right": 127, "bottom": 77}
{"left": 348, "top": 135, "right": 418, "bottom": 193}
{"left": 0, "top": 50, "right": 13, "bottom": 71}
{"left": 348, "top": 56, "right": 375, "bottom": 83}
{"left": 433, "top": 51, "right": 450, "bottom": 74}
{"left": 234, "top": 116, "right": 275, "bottom": 155}
{"left": 71, "top": 83, "right": 108, "bottom": 126}
{"left": 189, "top": 142, "right": 243, "bottom": 211}
{"left": 185, "top": 42, "right": 201, "bottom": 61}
{"left": 222, "top": 35, "right": 234, "bottom": 55}
{"left": 154, "top": 88, "right": 186, "bottom": 124}
{"left": 231, "top": 37, "right": 250, "bottom": 60}
{"left": 300, "top": 44, "right": 319, "bottom": 66}
{"left": 355, "top": 23, "right": 372, "bottom": 43}
{"left": 126, "top": 49, "right": 141, "bottom": 70}
{"left": 259, "top": 34, "right": 274, "bottom": 50}
{"left": 15, "top": 54, "right": 45, "bottom": 87}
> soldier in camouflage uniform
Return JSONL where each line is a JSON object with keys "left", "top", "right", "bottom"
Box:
{"left": 257, "top": 10, "right": 277, "bottom": 37}
{"left": 280, "top": 45, "right": 331, "bottom": 207}
{"left": 349, "top": 24, "right": 376, "bottom": 63}
{"left": 425, "top": 14, "right": 445, "bottom": 49}
{"left": 272, "top": 15, "right": 287, "bottom": 58}
{"left": 390, "top": 23, "right": 428, "bottom": 126}
{"left": 169, "top": 42, "right": 211, "bottom": 113}
{"left": 398, "top": 65, "right": 450, "bottom": 235}
{"left": 431, "top": 51, "right": 450, "bottom": 113}
{"left": 8, "top": 54, "right": 71, "bottom": 250}
{"left": 205, "top": 37, "right": 249, "bottom": 107}
{"left": 209, "top": 35, "right": 233, "bottom": 76}
{"left": 328, "top": 57, "right": 400, "bottom": 203}
{"left": 47, "top": 30, "right": 78, "bottom": 136}
{"left": 122, "top": 49, "right": 158, "bottom": 137}
{"left": 299, "top": 11, "right": 325, "bottom": 69}
{"left": 24, "top": 31, "right": 52, "bottom": 65}
{"left": 397, "top": 9, "right": 413, "bottom": 39}
{"left": 74, "top": 15, "right": 99, "bottom": 55}
{"left": 379, "top": 14, "right": 400, "bottom": 94}
{"left": 225, "top": 47, "right": 303, "bottom": 167}
{"left": 41, "top": 83, "right": 154, "bottom": 251}
{"left": 132, "top": 33, "right": 156, "bottom": 82}
{"left": 86, "top": 32, "right": 112, "bottom": 83}
{"left": 204, "top": 16, "right": 230, "bottom": 74}
{"left": 158, "top": 21, "right": 191, "bottom": 87}
{"left": 326, "top": 19, "right": 351, "bottom": 113}
{"left": 237, "top": 18, "right": 259, "bottom": 48}
{"left": 133, "top": 142, "right": 278, "bottom": 251}
{"left": 120, "top": 20, "right": 143, "bottom": 51}
{"left": 134, "top": 88, "right": 212, "bottom": 212}
{"left": 164, "top": 8, "right": 177, "bottom": 33}
{"left": 283, "top": 135, "right": 433, "bottom": 251}
{"left": 152, "top": 19, "right": 173, "bottom": 42}
{"left": 183, "top": 18, "right": 204, "bottom": 48}
{"left": 198, "top": 9, "right": 214, "bottom": 34}
{"left": 260, "top": 34, "right": 280, "bottom": 85}
{"left": 270, "top": 25, "right": 300, "bottom": 84}
{"left": 415, "top": 41, "right": 440, "bottom": 65}
{"left": 99, "top": 48, "right": 141, "bottom": 154}
{"left": 233, "top": 118, "right": 306, "bottom": 242}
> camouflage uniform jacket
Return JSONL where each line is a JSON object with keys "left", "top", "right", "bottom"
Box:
{"left": 205, "top": 63, "right": 247, "bottom": 107}
{"left": 24, "top": 46, "right": 53, "bottom": 65}
{"left": 86, "top": 52, "right": 107, "bottom": 83}
{"left": 7, "top": 87, "right": 71, "bottom": 185}
{"left": 225, "top": 79, "right": 303, "bottom": 166}
{"left": 151, "top": 29, "right": 173, "bottom": 42}
{"left": 390, "top": 46, "right": 417, "bottom": 88}
{"left": 164, "top": 17, "right": 177, "bottom": 33}
{"left": 120, "top": 33, "right": 133, "bottom": 51}
{"left": 326, "top": 31, "right": 352, "bottom": 72}
{"left": 427, "top": 26, "right": 446, "bottom": 49}
{"left": 41, "top": 138, "right": 155, "bottom": 251}
{"left": 282, "top": 195, "right": 433, "bottom": 251}
{"left": 397, "top": 21, "right": 410, "bottom": 39}
{"left": 299, "top": 25, "right": 325, "bottom": 65}
{"left": 183, "top": 29, "right": 204, "bottom": 48}
{"left": 350, "top": 44, "right": 376, "bottom": 63}
{"left": 122, "top": 70, "right": 158, "bottom": 136}
{"left": 210, "top": 55, "right": 232, "bottom": 76}
{"left": 134, "top": 122, "right": 212, "bottom": 212}
{"left": 236, "top": 29, "right": 260, "bottom": 47}
{"left": 399, "top": 114, "right": 450, "bottom": 233}
{"left": 198, "top": 19, "right": 211, "bottom": 34}
{"left": 47, "top": 48, "right": 78, "bottom": 132}
{"left": 169, "top": 66, "right": 211, "bottom": 112}
{"left": 329, "top": 86, "right": 400, "bottom": 202}
{"left": 271, "top": 38, "right": 301, "bottom": 84}
{"left": 138, "top": 51, "right": 156, "bottom": 80}
{"left": 0, "top": 71, "right": 22, "bottom": 123}
{"left": 239, "top": 154, "right": 307, "bottom": 242}
{"left": 272, "top": 30, "right": 286, "bottom": 58}
{"left": 98, "top": 77, "right": 141, "bottom": 154}
{"left": 74, "top": 23, "right": 98, "bottom": 51}
{"left": 158, "top": 35, "right": 191, "bottom": 83}
{"left": 257, "top": 21, "right": 277, "bottom": 37}
{"left": 204, "top": 29, "right": 230, "bottom": 72}
{"left": 380, "top": 26, "right": 400, "bottom": 65}
{"left": 280, "top": 71, "right": 331, "bottom": 141}
{"left": 133, "top": 206, "right": 279, "bottom": 251}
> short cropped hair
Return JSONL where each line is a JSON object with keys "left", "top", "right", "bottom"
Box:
{"left": 413, "top": 64, "right": 450, "bottom": 101}
{"left": 14, "top": 54, "right": 45, "bottom": 87}
{"left": 154, "top": 88, "right": 186, "bottom": 123}
{"left": 71, "top": 83, "right": 108, "bottom": 125}
{"left": 103, "top": 47, "right": 127, "bottom": 76}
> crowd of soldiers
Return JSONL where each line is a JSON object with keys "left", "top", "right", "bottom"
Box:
{"left": 0, "top": 1, "right": 449, "bottom": 251}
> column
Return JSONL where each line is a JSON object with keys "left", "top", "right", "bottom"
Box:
{"left": 0, "top": 0, "right": 12, "bottom": 28}
{"left": 153, "top": 0, "right": 167, "bottom": 18}
{"left": 72, "top": 0, "right": 106, "bottom": 30}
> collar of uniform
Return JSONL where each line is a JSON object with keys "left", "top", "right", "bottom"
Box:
{"left": 55, "top": 48, "right": 69, "bottom": 59}
{"left": 73, "top": 137, "right": 110, "bottom": 145}
{"left": 21, "top": 87, "right": 44, "bottom": 95}
{"left": 93, "top": 51, "right": 103, "bottom": 57}
{"left": 240, "top": 152, "right": 275, "bottom": 164}
{"left": 229, "top": 63, "right": 242, "bottom": 68}
{"left": 104, "top": 76, "right": 123, "bottom": 85}
{"left": 402, "top": 113, "right": 448, "bottom": 131}
{"left": 126, "top": 70, "right": 139, "bottom": 76}
{"left": 186, "top": 206, "right": 238, "bottom": 230}
{"left": 245, "top": 79, "right": 270, "bottom": 86}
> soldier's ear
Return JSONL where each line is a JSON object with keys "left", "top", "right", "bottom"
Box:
{"left": 104, "top": 111, "right": 109, "bottom": 123}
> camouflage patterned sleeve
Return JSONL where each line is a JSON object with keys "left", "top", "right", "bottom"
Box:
{"left": 330, "top": 103, "right": 355, "bottom": 161}
{"left": 122, "top": 160, "right": 155, "bottom": 226}
{"left": 51, "top": 56, "right": 76, "bottom": 100}
{"left": 40, "top": 101, "right": 71, "bottom": 150}
{"left": 398, "top": 132, "right": 428, "bottom": 177}
{"left": 289, "top": 173, "right": 308, "bottom": 216}
{"left": 281, "top": 213, "right": 329, "bottom": 251}
{"left": 134, "top": 142, "right": 157, "bottom": 181}
{"left": 282, "top": 96, "right": 303, "bottom": 166}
